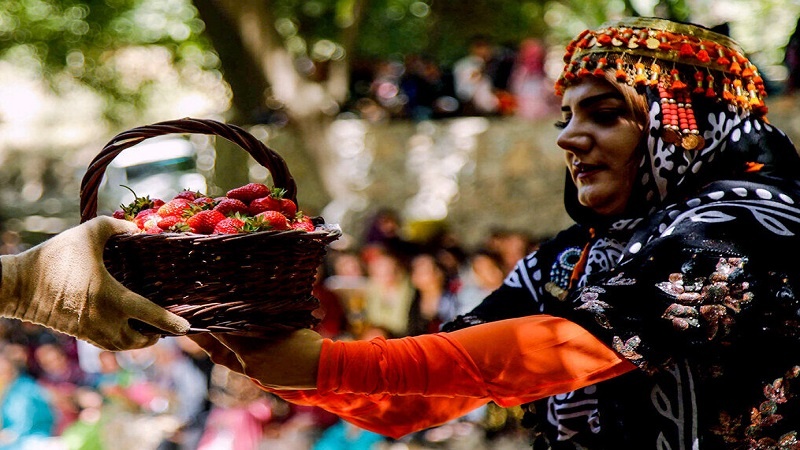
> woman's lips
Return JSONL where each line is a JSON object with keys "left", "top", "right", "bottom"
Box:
{"left": 573, "top": 162, "right": 603, "bottom": 179}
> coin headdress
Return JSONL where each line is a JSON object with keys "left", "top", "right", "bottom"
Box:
{"left": 555, "top": 17, "right": 768, "bottom": 152}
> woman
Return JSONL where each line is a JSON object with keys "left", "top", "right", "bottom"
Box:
{"left": 406, "top": 253, "right": 459, "bottom": 336}
{"left": 192, "top": 18, "right": 800, "bottom": 448}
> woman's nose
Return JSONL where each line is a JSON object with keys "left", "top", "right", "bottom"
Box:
{"left": 556, "top": 123, "right": 591, "bottom": 154}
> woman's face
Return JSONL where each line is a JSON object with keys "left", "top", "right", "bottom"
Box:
{"left": 557, "top": 77, "right": 645, "bottom": 216}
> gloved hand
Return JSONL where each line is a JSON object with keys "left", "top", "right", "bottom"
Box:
{"left": 190, "top": 330, "right": 322, "bottom": 389}
{"left": 0, "top": 216, "right": 190, "bottom": 351}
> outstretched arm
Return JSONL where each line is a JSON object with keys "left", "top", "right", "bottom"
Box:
{"left": 0, "top": 216, "right": 189, "bottom": 350}
{"left": 192, "top": 315, "right": 635, "bottom": 437}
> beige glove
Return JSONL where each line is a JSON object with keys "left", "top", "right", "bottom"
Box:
{"left": 0, "top": 216, "right": 189, "bottom": 351}
{"left": 189, "top": 330, "right": 322, "bottom": 389}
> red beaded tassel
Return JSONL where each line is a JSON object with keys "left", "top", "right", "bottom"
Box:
{"left": 693, "top": 71, "right": 705, "bottom": 95}
{"left": 658, "top": 83, "right": 680, "bottom": 144}
{"left": 615, "top": 58, "right": 628, "bottom": 82}
{"left": 633, "top": 62, "right": 647, "bottom": 86}
{"left": 676, "top": 90, "right": 704, "bottom": 151}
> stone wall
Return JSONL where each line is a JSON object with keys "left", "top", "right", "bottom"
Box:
{"left": 282, "top": 116, "right": 574, "bottom": 249}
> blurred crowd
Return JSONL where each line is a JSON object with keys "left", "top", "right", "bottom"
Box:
{"left": 296, "top": 20, "right": 800, "bottom": 125}
{"left": 0, "top": 208, "right": 542, "bottom": 450}
{"left": 342, "top": 36, "right": 560, "bottom": 123}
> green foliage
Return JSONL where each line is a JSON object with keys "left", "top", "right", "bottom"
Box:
{"left": 0, "top": 0, "right": 213, "bottom": 123}
{"left": 266, "top": 0, "right": 564, "bottom": 65}
{"left": 260, "top": 0, "right": 644, "bottom": 67}
{"left": 0, "top": 0, "right": 709, "bottom": 121}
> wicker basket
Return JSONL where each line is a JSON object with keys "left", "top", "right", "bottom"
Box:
{"left": 80, "top": 118, "right": 341, "bottom": 336}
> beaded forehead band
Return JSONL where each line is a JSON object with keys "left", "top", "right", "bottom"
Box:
{"left": 555, "top": 17, "right": 768, "bottom": 151}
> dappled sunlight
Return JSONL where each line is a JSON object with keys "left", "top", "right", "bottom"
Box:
{"left": 0, "top": 63, "right": 105, "bottom": 154}
{"left": 322, "top": 119, "right": 372, "bottom": 226}
{"left": 323, "top": 117, "right": 494, "bottom": 228}
{"left": 405, "top": 117, "right": 489, "bottom": 221}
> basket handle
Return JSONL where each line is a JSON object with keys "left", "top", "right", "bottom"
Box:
{"left": 80, "top": 117, "right": 297, "bottom": 223}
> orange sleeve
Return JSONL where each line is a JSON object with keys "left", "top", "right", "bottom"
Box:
{"left": 267, "top": 315, "right": 635, "bottom": 438}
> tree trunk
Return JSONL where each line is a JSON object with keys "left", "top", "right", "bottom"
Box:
{"left": 192, "top": 0, "right": 368, "bottom": 212}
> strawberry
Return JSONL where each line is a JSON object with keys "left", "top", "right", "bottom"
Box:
{"left": 112, "top": 209, "right": 126, "bottom": 220}
{"left": 279, "top": 198, "right": 297, "bottom": 217}
{"left": 134, "top": 209, "right": 158, "bottom": 230}
{"left": 291, "top": 215, "right": 315, "bottom": 232}
{"left": 144, "top": 226, "right": 163, "bottom": 234}
{"left": 133, "top": 209, "right": 161, "bottom": 230}
{"left": 249, "top": 188, "right": 295, "bottom": 215}
{"left": 157, "top": 215, "right": 187, "bottom": 231}
{"left": 226, "top": 183, "right": 271, "bottom": 203}
{"left": 193, "top": 197, "right": 216, "bottom": 209}
{"left": 118, "top": 185, "right": 160, "bottom": 219}
{"left": 214, "top": 198, "right": 249, "bottom": 216}
{"left": 157, "top": 198, "right": 193, "bottom": 218}
{"left": 248, "top": 195, "right": 282, "bottom": 215}
{"left": 174, "top": 189, "right": 202, "bottom": 201}
{"left": 213, "top": 217, "right": 245, "bottom": 234}
{"left": 253, "top": 210, "right": 290, "bottom": 230}
{"left": 186, "top": 209, "right": 226, "bottom": 234}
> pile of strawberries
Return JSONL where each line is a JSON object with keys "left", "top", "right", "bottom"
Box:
{"left": 113, "top": 183, "right": 316, "bottom": 235}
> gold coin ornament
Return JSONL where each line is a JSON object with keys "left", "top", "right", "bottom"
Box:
{"left": 681, "top": 133, "right": 701, "bottom": 150}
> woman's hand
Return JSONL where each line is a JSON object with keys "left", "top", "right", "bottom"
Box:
{"left": 0, "top": 216, "right": 190, "bottom": 351}
{"left": 189, "top": 329, "right": 323, "bottom": 389}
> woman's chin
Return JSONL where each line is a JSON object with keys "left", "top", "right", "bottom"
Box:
{"left": 577, "top": 191, "right": 625, "bottom": 216}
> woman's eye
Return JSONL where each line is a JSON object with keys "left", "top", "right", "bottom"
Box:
{"left": 592, "top": 109, "right": 624, "bottom": 124}
{"left": 554, "top": 113, "right": 571, "bottom": 129}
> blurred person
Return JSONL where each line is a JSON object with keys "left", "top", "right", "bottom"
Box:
{"left": 362, "top": 208, "right": 418, "bottom": 260}
{"left": 0, "top": 345, "right": 55, "bottom": 449}
{"left": 0, "top": 216, "right": 189, "bottom": 351}
{"left": 312, "top": 264, "right": 349, "bottom": 340}
{"left": 33, "top": 341, "right": 87, "bottom": 435}
{"left": 324, "top": 250, "right": 368, "bottom": 293}
{"left": 486, "top": 228, "right": 537, "bottom": 274}
{"left": 58, "top": 386, "right": 106, "bottom": 450}
{"left": 487, "top": 41, "right": 519, "bottom": 116}
{"left": 453, "top": 35, "right": 501, "bottom": 115}
{"left": 425, "top": 227, "right": 468, "bottom": 284}
{"left": 456, "top": 248, "right": 505, "bottom": 315}
{"left": 0, "top": 231, "right": 25, "bottom": 255}
{"left": 362, "top": 246, "right": 415, "bottom": 337}
{"left": 34, "top": 342, "right": 87, "bottom": 387}
{"left": 311, "top": 419, "right": 385, "bottom": 450}
{"left": 173, "top": 336, "right": 214, "bottom": 450}
{"left": 93, "top": 350, "right": 134, "bottom": 403}
{"left": 785, "top": 16, "right": 800, "bottom": 94}
{"left": 196, "top": 365, "right": 274, "bottom": 450}
{"left": 369, "top": 60, "right": 405, "bottom": 118}
{"left": 142, "top": 339, "right": 207, "bottom": 450}
{"left": 323, "top": 250, "right": 369, "bottom": 338}
{"left": 406, "top": 253, "right": 460, "bottom": 336}
{"left": 400, "top": 54, "right": 457, "bottom": 121}
{"left": 508, "top": 38, "right": 560, "bottom": 120}
{"left": 487, "top": 41, "right": 518, "bottom": 92}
